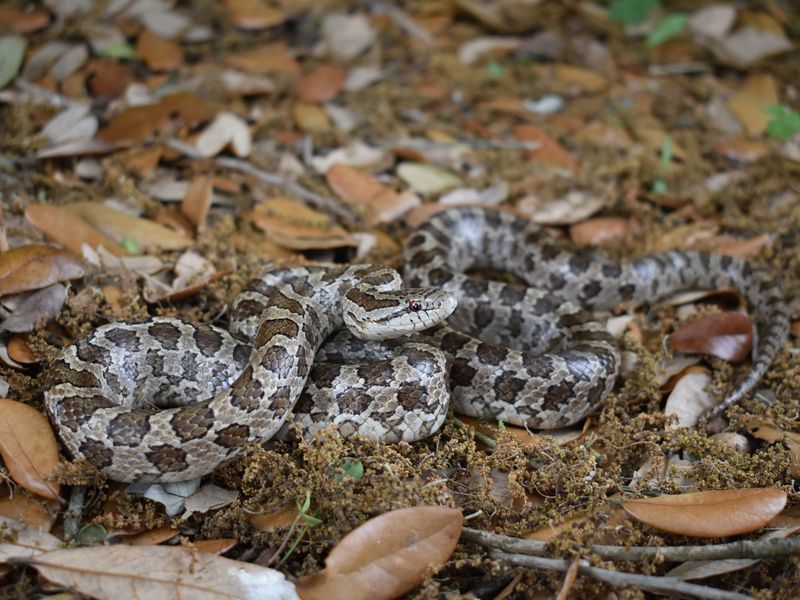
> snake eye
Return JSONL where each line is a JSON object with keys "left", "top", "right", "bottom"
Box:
{"left": 408, "top": 300, "right": 422, "bottom": 312}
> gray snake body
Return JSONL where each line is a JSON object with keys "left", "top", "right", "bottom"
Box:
{"left": 44, "top": 207, "right": 790, "bottom": 482}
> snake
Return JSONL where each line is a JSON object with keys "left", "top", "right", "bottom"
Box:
{"left": 43, "top": 207, "right": 790, "bottom": 483}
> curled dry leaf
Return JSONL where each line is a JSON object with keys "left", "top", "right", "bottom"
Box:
{"left": 623, "top": 488, "right": 787, "bottom": 537}
{"left": 194, "top": 111, "right": 252, "bottom": 158}
{"left": 664, "top": 368, "right": 716, "bottom": 429}
{"left": 0, "top": 399, "right": 61, "bottom": 500}
{"left": 0, "top": 283, "right": 68, "bottom": 334}
{"left": 513, "top": 125, "right": 579, "bottom": 175}
{"left": 297, "top": 65, "right": 346, "bottom": 103}
{"left": 668, "top": 311, "right": 753, "bottom": 363}
{"left": 24, "top": 545, "right": 299, "bottom": 600}
{"left": 743, "top": 417, "right": 800, "bottom": 478}
{"left": 296, "top": 506, "right": 462, "bottom": 600}
{"left": 251, "top": 197, "right": 355, "bottom": 250}
{"left": 7, "top": 334, "right": 38, "bottom": 364}
{"left": 0, "top": 245, "right": 85, "bottom": 297}
{"left": 180, "top": 175, "right": 213, "bottom": 231}
{"left": 25, "top": 204, "right": 128, "bottom": 257}
{"left": 326, "top": 164, "right": 420, "bottom": 224}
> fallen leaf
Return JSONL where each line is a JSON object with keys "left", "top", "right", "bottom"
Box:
{"left": 25, "top": 204, "right": 129, "bottom": 256}
{"left": 322, "top": 13, "right": 376, "bottom": 62}
{"left": 704, "top": 21, "right": 792, "bottom": 68}
{"left": 223, "top": 42, "right": 299, "bottom": 75}
{"left": 0, "top": 245, "right": 85, "bottom": 297}
{"left": 396, "top": 162, "right": 462, "bottom": 195}
{"left": 24, "top": 545, "right": 299, "bottom": 599}
{"left": 226, "top": 0, "right": 286, "bottom": 30}
{"left": 0, "top": 399, "right": 61, "bottom": 500}
{"left": 623, "top": 488, "right": 787, "bottom": 537}
{"left": 513, "top": 125, "right": 579, "bottom": 175}
{"left": 0, "top": 284, "right": 68, "bottom": 333}
{"left": 712, "top": 138, "right": 771, "bottom": 164}
{"left": 248, "top": 503, "right": 298, "bottom": 531}
{"left": 744, "top": 417, "right": 800, "bottom": 477}
{"left": 180, "top": 176, "right": 213, "bottom": 231}
{"left": 86, "top": 59, "right": 133, "bottom": 97}
{"left": 0, "top": 516, "right": 61, "bottom": 563}
{"left": 569, "top": 217, "right": 636, "bottom": 246}
{"left": 182, "top": 484, "right": 238, "bottom": 519}
{"left": 251, "top": 198, "right": 355, "bottom": 250}
{"left": 122, "top": 527, "right": 179, "bottom": 546}
{"left": 0, "top": 7, "right": 50, "bottom": 33}
{"left": 297, "top": 65, "right": 345, "bottom": 103}
{"left": 728, "top": 73, "right": 779, "bottom": 136}
{"left": 186, "top": 538, "right": 237, "bottom": 555}
{"left": 517, "top": 190, "right": 604, "bottom": 225}
{"left": 326, "top": 165, "right": 419, "bottom": 224}
{"left": 458, "top": 36, "right": 521, "bottom": 65}
{"left": 7, "top": 334, "right": 38, "bottom": 364}
{"left": 711, "top": 233, "right": 772, "bottom": 258}
{"left": 0, "top": 35, "right": 27, "bottom": 89}
{"left": 296, "top": 506, "right": 462, "bottom": 600}
{"left": 293, "top": 102, "right": 331, "bottom": 133}
{"left": 664, "top": 368, "right": 715, "bottom": 429}
{"left": 0, "top": 495, "right": 57, "bottom": 530}
{"left": 63, "top": 202, "right": 190, "bottom": 252}
{"left": 194, "top": 111, "right": 252, "bottom": 158}
{"left": 136, "top": 29, "right": 182, "bottom": 71}
{"left": 668, "top": 311, "right": 753, "bottom": 362}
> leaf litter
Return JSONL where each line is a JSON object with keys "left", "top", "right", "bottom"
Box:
{"left": 0, "top": 0, "right": 799, "bottom": 598}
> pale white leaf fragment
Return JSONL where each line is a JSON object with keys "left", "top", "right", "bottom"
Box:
{"left": 396, "top": 162, "right": 462, "bottom": 195}
{"left": 195, "top": 112, "right": 252, "bottom": 158}
{"left": 664, "top": 370, "right": 715, "bottom": 429}
{"left": 0, "top": 516, "right": 61, "bottom": 562}
{"left": 310, "top": 142, "right": 390, "bottom": 174}
{"left": 42, "top": 104, "right": 97, "bottom": 144}
{"left": 518, "top": 191, "right": 605, "bottom": 225}
{"left": 182, "top": 484, "right": 239, "bottom": 519}
{"left": 323, "top": 13, "right": 376, "bottom": 62}
{"left": 688, "top": 4, "right": 736, "bottom": 39}
{"left": 458, "top": 36, "right": 521, "bottom": 66}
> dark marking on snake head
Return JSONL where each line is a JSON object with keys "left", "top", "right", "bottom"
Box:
{"left": 103, "top": 328, "right": 140, "bottom": 350}
{"left": 427, "top": 267, "right": 454, "bottom": 286}
{"left": 146, "top": 444, "right": 189, "bottom": 472}
{"left": 214, "top": 423, "right": 251, "bottom": 448}
{"left": 347, "top": 289, "right": 397, "bottom": 310}
{"left": 80, "top": 438, "right": 114, "bottom": 468}
{"left": 54, "top": 363, "right": 102, "bottom": 389}
{"left": 147, "top": 322, "right": 182, "bottom": 350}
{"left": 108, "top": 411, "right": 152, "bottom": 446}
{"left": 439, "top": 330, "right": 471, "bottom": 354}
{"left": 76, "top": 341, "right": 112, "bottom": 366}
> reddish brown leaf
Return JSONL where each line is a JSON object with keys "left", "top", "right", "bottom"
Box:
{"left": 326, "top": 165, "right": 418, "bottom": 224}
{"left": 86, "top": 59, "right": 133, "bottom": 97}
{"left": 623, "top": 488, "right": 787, "bottom": 537}
{"left": 569, "top": 217, "right": 636, "bottom": 246}
{"left": 513, "top": 125, "right": 579, "bottom": 175}
{"left": 97, "top": 92, "right": 216, "bottom": 144}
{"left": 24, "top": 204, "right": 129, "bottom": 257}
{"left": 0, "top": 495, "right": 57, "bottom": 530}
{"left": 0, "top": 399, "right": 61, "bottom": 500}
{"left": 122, "top": 527, "right": 179, "bottom": 546}
{"left": 0, "top": 6, "right": 51, "bottom": 32}
{"left": 187, "top": 538, "right": 237, "bottom": 555}
{"left": 297, "top": 65, "right": 345, "bottom": 103}
{"left": 180, "top": 176, "right": 213, "bottom": 231}
{"left": 296, "top": 506, "right": 462, "bottom": 600}
{"left": 0, "top": 245, "right": 85, "bottom": 297}
{"left": 668, "top": 311, "right": 753, "bottom": 362}
{"left": 137, "top": 30, "right": 183, "bottom": 71}
{"left": 7, "top": 334, "right": 38, "bottom": 364}
{"left": 223, "top": 42, "right": 300, "bottom": 75}
{"left": 226, "top": 0, "right": 286, "bottom": 30}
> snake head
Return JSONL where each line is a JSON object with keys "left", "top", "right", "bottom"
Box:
{"left": 343, "top": 287, "right": 457, "bottom": 340}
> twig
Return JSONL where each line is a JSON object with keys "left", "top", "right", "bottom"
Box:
{"left": 165, "top": 139, "right": 360, "bottom": 224}
{"left": 489, "top": 550, "right": 753, "bottom": 600}
{"left": 463, "top": 527, "right": 800, "bottom": 562}
{"left": 63, "top": 486, "right": 86, "bottom": 541}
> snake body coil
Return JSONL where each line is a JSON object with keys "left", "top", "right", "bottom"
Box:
{"left": 44, "top": 208, "right": 790, "bottom": 482}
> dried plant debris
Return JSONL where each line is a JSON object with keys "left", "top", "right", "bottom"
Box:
{"left": 0, "top": 0, "right": 799, "bottom": 598}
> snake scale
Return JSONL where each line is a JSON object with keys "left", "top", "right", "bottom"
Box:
{"left": 44, "top": 207, "right": 790, "bottom": 483}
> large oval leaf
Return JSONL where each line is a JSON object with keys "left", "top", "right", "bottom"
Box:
{"left": 296, "top": 506, "right": 462, "bottom": 600}
{"left": 667, "top": 311, "right": 753, "bottom": 362}
{"left": 0, "top": 399, "right": 61, "bottom": 500}
{"left": 0, "top": 245, "right": 85, "bottom": 297}
{"left": 623, "top": 488, "right": 787, "bottom": 537}
{"left": 25, "top": 545, "right": 298, "bottom": 600}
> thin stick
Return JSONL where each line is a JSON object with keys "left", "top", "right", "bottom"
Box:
{"left": 166, "top": 139, "right": 360, "bottom": 224}
{"left": 490, "top": 550, "right": 753, "bottom": 600}
{"left": 463, "top": 527, "right": 800, "bottom": 562}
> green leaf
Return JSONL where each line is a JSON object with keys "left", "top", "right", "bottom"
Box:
{"left": 646, "top": 13, "right": 688, "bottom": 48}
{"left": 609, "top": 0, "right": 659, "bottom": 25}
{"left": 486, "top": 61, "right": 505, "bottom": 79}
{"left": 334, "top": 457, "right": 364, "bottom": 483}
{"left": 763, "top": 104, "right": 800, "bottom": 140}
{"left": 0, "top": 35, "right": 27, "bottom": 90}
{"left": 302, "top": 514, "right": 323, "bottom": 526}
{"left": 652, "top": 179, "right": 668, "bottom": 195}
{"left": 658, "top": 135, "right": 673, "bottom": 171}
{"left": 100, "top": 42, "right": 137, "bottom": 60}
{"left": 121, "top": 236, "right": 141, "bottom": 254}
{"left": 298, "top": 490, "right": 312, "bottom": 514}
{"left": 75, "top": 523, "right": 108, "bottom": 544}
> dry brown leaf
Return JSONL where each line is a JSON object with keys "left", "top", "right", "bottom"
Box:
{"left": 668, "top": 311, "right": 753, "bottom": 362}
{"left": 224, "top": 42, "right": 300, "bottom": 75}
{"left": 7, "top": 334, "right": 38, "bottom": 364}
{"left": 549, "top": 64, "right": 609, "bottom": 94}
{"left": 297, "top": 65, "right": 345, "bottom": 103}
{"left": 525, "top": 507, "right": 627, "bottom": 544}
{"left": 186, "top": 538, "right": 237, "bottom": 555}
{"left": 744, "top": 417, "right": 800, "bottom": 477}
{"left": 0, "top": 245, "right": 85, "bottom": 297}
{"left": 24, "top": 204, "right": 129, "bottom": 256}
{"left": 293, "top": 102, "right": 331, "bottom": 133}
{"left": 86, "top": 59, "right": 132, "bottom": 97}
{"left": 0, "top": 399, "right": 61, "bottom": 500}
{"left": 623, "top": 488, "right": 787, "bottom": 537}
{"left": 727, "top": 73, "right": 779, "bottom": 136}
{"left": 180, "top": 176, "right": 213, "bottom": 231}
{"left": 513, "top": 125, "right": 579, "bottom": 175}
{"left": 569, "top": 217, "right": 636, "bottom": 246}
{"left": 226, "top": 0, "right": 286, "bottom": 30}
{"left": 97, "top": 92, "right": 216, "bottom": 144}
{"left": 137, "top": 29, "right": 182, "bottom": 71}
{"left": 251, "top": 198, "right": 355, "bottom": 250}
{"left": 24, "top": 545, "right": 298, "bottom": 599}
{"left": 122, "top": 527, "right": 179, "bottom": 546}
{"left": 0, "top": 6, "right": 51, "bottom": 32}
{"left": 326, "top": 164, "right": 419, "bottom": 224}
{"left": 296, "top": 506, "right": 462, "bottom": 600}
{"left": 248, "top": 503, "right": 298, "bottom": 531}
{"left": 712, "top": 138, "right": 771, "bottom": 164}
{"left": 63, "top": 202, "right": 190, "bottom": 252}
{"left": 0, "top": 495, "right": 57, "bottom": 530}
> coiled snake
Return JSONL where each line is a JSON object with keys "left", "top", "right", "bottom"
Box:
{"left": 44, "top": 207, "right": 790, "bottom": 482}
